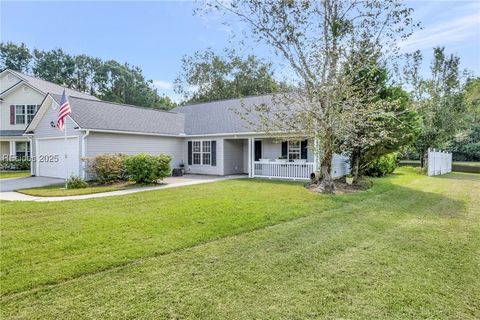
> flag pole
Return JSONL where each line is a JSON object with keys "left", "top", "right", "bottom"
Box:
{"left": 64, "top": 118, "right": 68, "bottom": 188}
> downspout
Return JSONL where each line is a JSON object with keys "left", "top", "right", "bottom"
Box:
{"left": 25, "top": 135, "right": 34, "bottom": 176}
{"left": 81, "top": 130, "right": 90, "bottom": 179}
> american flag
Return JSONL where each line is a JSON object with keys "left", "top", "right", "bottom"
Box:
{"left": 57, "top": 90, "right": 72, "bottom": 131}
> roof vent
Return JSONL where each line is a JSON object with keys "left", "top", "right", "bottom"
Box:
{"left": 23, "top": 86, "right": 30, "bottom": 92}
{"left": 7, "top": 74, "right": 13, "bottom": 81}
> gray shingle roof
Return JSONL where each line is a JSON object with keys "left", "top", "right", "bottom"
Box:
{"left": 171, "top": 95, "right": 275, "bottom": 135}
{"left": 0, "top": 130, "right": 24, "bottom": 137}
{"left": 50, "top": 94, "right": 185, "bottom": 135}
{"left": 6, "top": 70, "right": 98, "bottom": 100}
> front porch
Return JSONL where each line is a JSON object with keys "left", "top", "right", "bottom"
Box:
{"left": 240, "top": 137, "right": 317, "bottom": 180}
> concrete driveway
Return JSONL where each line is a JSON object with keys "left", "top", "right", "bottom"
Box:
{"left": 0, "top": 176, "right": 64, "bottom": 192}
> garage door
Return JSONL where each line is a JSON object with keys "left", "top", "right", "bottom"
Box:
{"left": 37, "top": 137, "right": 79, "bottom": 179}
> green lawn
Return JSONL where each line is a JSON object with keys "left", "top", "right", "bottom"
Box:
{"left": 17, "top": 181, "right": 138, "bottom": 197}
{"left": 1, "top": 168, "right": 479, "bottom": 319}
{"left": 0, "top": 171, "right": 30, "bottom": 179}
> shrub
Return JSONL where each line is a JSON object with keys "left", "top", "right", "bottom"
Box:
{"left": 86, "top": 154, "right": 125, "bottom": 183}
{"left": 123, "top": 153, "right": 171, "bottom": 184}
{"left": 0, "top": 159, "right": 30, "bottom": 171}
{"left": 363, "top": 153, "right": 399, "bottom": 177}
{"left": 66, "top": 175, "right": 88, "bottom": 189}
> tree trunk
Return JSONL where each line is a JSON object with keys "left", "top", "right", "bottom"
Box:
{"left": 420, "top": 149, "right": 428, "bottom": 168}
{"left": 352, "top": 151, "right": 360, "bottom": 182}
{"left": 316, "top": 129, "right": 335, "bottom": 193}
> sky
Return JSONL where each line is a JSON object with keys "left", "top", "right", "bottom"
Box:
{"left": 1, "top": 0, "right": 479, "bottom": 101}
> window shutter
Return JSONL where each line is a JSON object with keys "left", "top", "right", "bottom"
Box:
{"left": 187, "top": 141, "right": 192, "bottom": 165}
{"left": 10, "top": 105, "right": 15, "bottom": 124}
{"left": 301, "top": 139, "right": 308, "bottom": 159}
{"left": 211, "top": 140, "right": 217, "bottom": 166}
{"left": 281, "top": 141, "right": 288, "bottom": 158}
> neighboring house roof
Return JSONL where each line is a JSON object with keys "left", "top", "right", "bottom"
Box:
{"left": 0, "top": 130, "right": 25, "bottom": 137}
{"left": 172, "top": 95, "right": 275, "bottom": 135}
{"left": 0, "top": 69, "right": 98, "bottom": 100}
{"left": 49, "top": 94, "right": 185, "bottom": 136}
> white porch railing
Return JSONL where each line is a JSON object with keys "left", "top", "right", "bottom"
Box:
{"left": 253, "top": 161, "right": 315, "bottom": 180}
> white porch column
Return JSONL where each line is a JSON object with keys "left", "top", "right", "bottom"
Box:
{"left": 9, "top": 141, "right": 15, "bottom": 158}
{"left": 248, "top": 138, "right": 253, "bottom": 177}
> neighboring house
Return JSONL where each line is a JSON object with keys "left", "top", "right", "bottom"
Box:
{"left": 0, "top": 69, "right": 97, "bottom": 167}
{"left": 25, "top": 93, "right": 350, "bottom": 180}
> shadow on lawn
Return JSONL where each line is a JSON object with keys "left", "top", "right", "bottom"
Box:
{"left": 432, "top": 172, "right": 480, "bottom": 182}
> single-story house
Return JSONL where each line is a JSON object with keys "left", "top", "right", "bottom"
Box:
{"left": 24, "top": 94, "right": 350, "bottom": 180}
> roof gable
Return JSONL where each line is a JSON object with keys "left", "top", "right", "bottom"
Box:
{"left": 1, "top": 69, "right": 98, "bottom": 100}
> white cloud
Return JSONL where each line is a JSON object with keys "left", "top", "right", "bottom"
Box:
{"left": 399, "top": 8, "right": 480, "bottom": 52}
{"left": 152, "top": 80, "right": 173, "bottom": 90}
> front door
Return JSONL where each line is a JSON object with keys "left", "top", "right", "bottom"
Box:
{"left": 254, "top": 140, "right": 262, "bottom": 161}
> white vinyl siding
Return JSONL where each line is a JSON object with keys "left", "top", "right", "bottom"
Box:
{"left": 85, "top": 132, "right": 184, "bottom": 169}
{"left": 223, "top": 139, "right": 245, "bottom": 175}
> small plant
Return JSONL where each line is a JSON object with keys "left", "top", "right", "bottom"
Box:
{"left": 66, "top": 175, "right": 88, "bottom": 189}
{"left": 123, "top": 153, "right": 172, "bottom": 184}
{"left": 345, "top": 173, "right": 354, "bottom": 185}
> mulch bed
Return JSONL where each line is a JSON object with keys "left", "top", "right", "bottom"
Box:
{"left": 305, "top": 177, "right": 373, "bottom": 194}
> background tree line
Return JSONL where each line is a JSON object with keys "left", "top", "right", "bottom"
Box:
{"left": 0, "top": 42, "right": 175, "bottom": 110}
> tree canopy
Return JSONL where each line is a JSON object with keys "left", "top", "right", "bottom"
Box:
{"left": 174, "top": 49, "right": 289, "bottom": 104}
{"left": 1, "top": 42, "right": 175, "bottom": 110}
{"left": 205, "top": 0, "right": 418, "bottom": 192}
{"left": 403, "top": 47, "right": 467, "bottom": 166}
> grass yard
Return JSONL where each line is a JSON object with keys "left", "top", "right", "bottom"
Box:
{"left": 0, "top": 171, "right": 30, "bottom": 179}
{"left": 1, "top": 168, "right": 479, "bottom": 319}
{"left": 17, "top": 181, "right": 138, "bottom": 197}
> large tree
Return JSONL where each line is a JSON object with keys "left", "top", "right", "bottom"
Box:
{"left": 174, "top": 49, "right": 288, "bottom": 103}
{"left": 404, "top": 47, "right": 466, "bottom": 167}
{"left": 339, "top": 58, "right": 419, "bottom": 180}
{"left": 204, "top": 0, "right": 417, "bottom": 192}
{"left": 446, "top": 78, "right": 480, "bottom": 161}
{"left": 0, "top": 42, "right": 32, "bottom": 73}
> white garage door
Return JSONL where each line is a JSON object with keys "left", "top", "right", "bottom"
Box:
{"left": 37, "top": 137, "right": 80, "bottom": 179}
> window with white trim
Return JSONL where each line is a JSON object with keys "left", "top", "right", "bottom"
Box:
{"left": 26, "top": 105, "right": 38, "bottom": 123}
{"left": 15, "top": 141, "right": 30, "bottom": 158}
{"left": 288, "top": 141, "right": 301, "bottom": 160}
{"left": 14, "top": 105, "right": 38, "bottom": 124}
{"left": 191, "top": 140, "right": 212, "bottom": 165}
{"left": 202, "top": 141, "right": 211, "bottom": 165}
{"left": 192, "top": 141, "right": 201, "bottom": 165}
{"left": 15, "top": 105, "right": 25, "bottom": 124}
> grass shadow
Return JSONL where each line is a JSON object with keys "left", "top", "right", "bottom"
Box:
{"left": 433, "top": 172, "right": 480, "bottom": 182}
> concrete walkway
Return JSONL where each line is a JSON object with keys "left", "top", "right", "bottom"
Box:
{"left": 0, "top": 175, "right": 245, "bottom": 202}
